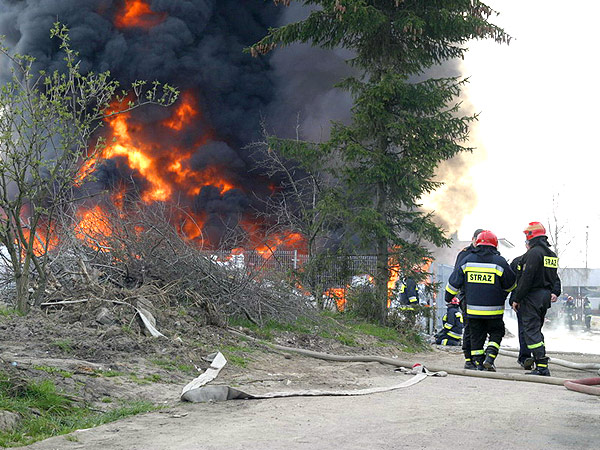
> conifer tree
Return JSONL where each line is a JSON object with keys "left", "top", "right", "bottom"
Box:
{"left": 250, "top": 1, "right": 510, "bottom": 323}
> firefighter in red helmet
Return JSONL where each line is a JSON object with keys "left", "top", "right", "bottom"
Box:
{"left": 511, "top": 222, "right": 561, "bottom": 376}
{"left": 445, "top": 230, "right": 516, "bottom": 370}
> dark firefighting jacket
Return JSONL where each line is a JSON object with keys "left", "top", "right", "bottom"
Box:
{"left": 508, "top": 254, "right": 524, "bottom": 306}
{"left": 445, "top": 246, "right": 516, "bottom": 319}
{"left": 399, "top": 278, "right": 419, "bottom": 306}
{"left": 453, "top": 244, "right": 476, "bottom": 306}
{"left": 439, "top": 304, "right": 464, "bottom": 340}
{"left": 584, "top": 299, "right": 592, "bottom": 317}
{"left": 511, "top": 236, "right": 561, "bottom": 303}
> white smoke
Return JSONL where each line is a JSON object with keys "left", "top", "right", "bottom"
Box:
{"left": 503, "top": 311, "right": 600, "bottom": 355}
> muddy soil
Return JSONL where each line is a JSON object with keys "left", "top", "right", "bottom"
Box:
{"left": 1, "top": 304, "right": 599, "bottom": 449}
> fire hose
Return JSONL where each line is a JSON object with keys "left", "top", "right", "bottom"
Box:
{"left": 498, "top": 348, "right": 600, "bottom": 396}
{"left": 181, "top": 328, "right": 600, "bottom": 401}
{"left": 498, "top": 348, "right": 600, "bottom": 372}
{"left": 226, "top": 328, "right": 567, "bottom": 386}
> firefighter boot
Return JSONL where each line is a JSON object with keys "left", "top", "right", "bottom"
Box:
{"left": 464, "top": 358, "right": 477, "bottom": 370}
{"left": 483, "top": 343, "right": 499, "bottom": 371}
{"left": 483, "top": 354, "right": 496, "bottom": 372}
{"left": 526, "top": 357, "right": 550, "bottom": 376}
{"left": 522, "top": 357, "right": 535, "bottom": 370}
{"left": 473, "top": 355, "right": 485, "bottom": 371}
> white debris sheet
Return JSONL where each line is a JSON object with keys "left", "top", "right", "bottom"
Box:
{"left": 181, "top": 352, "right": 446, "bottom": 403}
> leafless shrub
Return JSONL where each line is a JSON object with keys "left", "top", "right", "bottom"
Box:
{"left": 35, "top": 196, "right": 315, "bottom": 327}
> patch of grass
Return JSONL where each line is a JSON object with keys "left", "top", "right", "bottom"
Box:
{"left": 0, "top": 306, "right": 22, "bottom": 318}
{"left": 0, "top": 370, "right": 158, "bottom": 447}
{"left": 346, "top": 322, "right": 400, "bottom": 341}
{"left": 228, "top": 317, "right": 314, "bottom": 339}
{"left": 101, "top": 397, "right": 112, "bottom": 403}
{"left": 223, "top": 353, "right": 249, "bottom": 368}
{"left": 95, "top": 369, "right": 124, "bottom": 378}
{"left": 150, "top": 358, "right": 196, "bottom": 374}
{"left": 121, "top": 325, "right": 134, "bottom": 335}
{"left": 32, "top": 366, "right": 73, "bottom": 378}
{"left": 128, "top": 373, "right": 162, "bottom": 385}
{"left": 64, "top": 434, "right": 79, "bottom": 442}
{"left": 50, "top": 339, "right": 73, "bottom": 354}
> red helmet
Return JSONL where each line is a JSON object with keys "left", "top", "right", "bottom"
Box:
{"left": 524, "top": 222, "right": 546, "bottom": 241}
{"left": 475, "top": 230, "right": 498, "bottom": 248}
{"left": 449, "top": 297, "right": 460, "bottom": 306}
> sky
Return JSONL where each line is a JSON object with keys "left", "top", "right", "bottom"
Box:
{"left": 452, "top": 0, "right": 600, "bottom": 267}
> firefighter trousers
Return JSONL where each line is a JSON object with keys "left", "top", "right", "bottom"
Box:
{"left": 520, "top": 289, "right": 550, "bottom": 360}
{"left": 462, "top": 318, "right": 472, "bottom": 361}
{"left": 469, "top": 317, "right": 505, "bottom": 363}
{"left": 516, "top": 310, "right": 532, "bottom": 363}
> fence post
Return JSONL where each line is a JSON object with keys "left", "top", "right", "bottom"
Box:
{"left": 293, "top": 250, "right": 298, "bottom": 270}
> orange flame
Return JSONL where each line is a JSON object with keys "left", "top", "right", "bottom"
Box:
{"left": 325, "top": 287, "right": 347, "bottom": 312}
{"left": 75, "top": 206, "right": 113, "bottom": 251}
{"left": 21, "top": 225, "right": 58, "bottom": 257}
{"left": 254, "top": 232, "right": 305, "bottom": 259}
{"left": 97, "top": 92, "right": 236, "bottom": 211}
{"left": 163, "top": 92, "right": 197, "bottom": 131}
{"left": 115, "top": 0, "right": 167, "bottom": 29}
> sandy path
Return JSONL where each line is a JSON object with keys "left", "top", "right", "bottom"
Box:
{"left": 23, "top": 350, "right": 600, "bottom": 450}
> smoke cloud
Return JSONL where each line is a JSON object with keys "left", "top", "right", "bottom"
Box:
{"left": 0, "top": 0, "right": 481, "bottom": 246}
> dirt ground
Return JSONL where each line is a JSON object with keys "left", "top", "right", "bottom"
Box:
{"left": 1, "top": 305, "right": 599, "bottom": 449}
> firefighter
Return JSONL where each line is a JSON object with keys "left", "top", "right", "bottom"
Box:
{"left": 509, "top": 248, "right": 532, "bottom": 368}
{"left": 435, "top": 297, "right": 463, "bottom": 346}
{"left": 399, "top": 278, "right": 419, "bottom": 310}
{"left": 445, "top": 230, "right": 516, "bottom": 371}
{"left": 565, "top": 296, "right": 575, "bottom": 330}
{"left": 584, "top": 297, "right": 592, "bottom": 330}
{"left": 454, "top": 228, "right": 484, "bottom": 369}
{"left": 511, "top": 222, "right": 561, "bottom": 376}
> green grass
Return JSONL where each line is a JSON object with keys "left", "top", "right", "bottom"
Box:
{"left": 32, "top": 366, "right": 73, "bottom": 378}
{"left": 228, "top": 317, "right": 314, "bottom": 340}
{"left": 128, "top": 373, "right": 163, "bottom": 384}
{"left": 150, "top": 358, "right": 196, "bottom": 374}
{"left": 95, "top": 369, "right": 125, "bottom": 378}
{"left": 0, "top": 371, "right": 158, "bottom": 447}
{"left": 50, "top": 339, "right": 73, "bottom": 354}
{"left": 0, "top": 307, "right": 22, "bottom": 318}
{"left": 229, "top": 313, "right": 427, "bottom": 353}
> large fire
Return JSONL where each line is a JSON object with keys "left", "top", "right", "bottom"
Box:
{"left": 20, "top": 2, "right": 420, "bottom": 315}
{"left": 115, "top": 0, "right": 167, "bottom": 29}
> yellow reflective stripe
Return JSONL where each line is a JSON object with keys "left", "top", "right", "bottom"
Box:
{"left": 409, "top": 297, "right": 418, "bottom": 303}
{"left": 488, "top": 341, "right": 501, "bottom": 350}
{"left": 537, "top": 364, "right": 548, "bottom": 368}
{"left": 442, "top": 339, "right": 448, "bottom": 345}
{"left": 471, "top": 350, "right": 484, "bottom": 356}
{"left": 443, "top": 314, "right": 448, "bottom": 321}
{"left": 462, "top": 264, "right": 504, "bottom": 276}
{"left": 444, "top": 323, "right": 453, "bottom": 329}
{"left": 505, "top": 282, "right": 517, "bottom": 293}
{"left": 447, "top": 331, "right": 462, "bottom": 339}
{"left": 446, "top": 284, "right": 459, "bottom": 295}
{"left": 527, "top": 341, "right": 544, "bottom": 349}
{"left": 464, "top": 358, "right": 471, "bottom": 362}
{"left": 488, "top": 353, "right": 497, "bottom": 359}
{"left": 467, "top": 309, "right": 504, "bottom": 316}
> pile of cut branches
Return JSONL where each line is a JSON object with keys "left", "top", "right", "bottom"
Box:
{"left": 19, "top": 199, "right": 314, "bottom": 328}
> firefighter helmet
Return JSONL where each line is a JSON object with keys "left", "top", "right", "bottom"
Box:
{"left": 475, "top": 230, "right": 498, "bottom": 248}
{"left": 449, "top": 297, "right": 460, "bottom": 306}
{"left": 524, "top": 222, "right": 546, "bottom": 240}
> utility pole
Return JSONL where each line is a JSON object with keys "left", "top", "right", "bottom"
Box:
{"left": 585, "top": 225, "right": 589, "bottom": 269}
